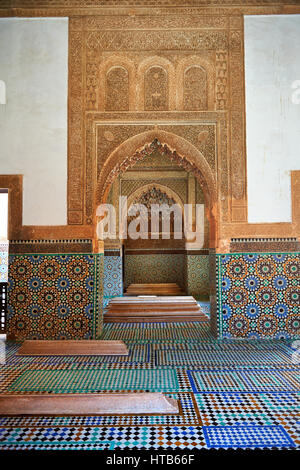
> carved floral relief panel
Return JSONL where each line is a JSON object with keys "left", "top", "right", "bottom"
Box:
{"left": 144, "top": 66, "right": 168, "bottom": 111}
{"left": 183, "top": 65, "right": 207, "bottom": 111}
{"left": 105, "top": 66, "right": 129, "bottom": 111}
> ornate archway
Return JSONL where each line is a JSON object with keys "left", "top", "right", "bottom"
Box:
{"left": 127, "top": 183, "right": 184, "bottom": 212}
{"left": 123, "top": 183, "right": 185, "bottom": 243}
{"left": 95, "top": 129, "right": 218, "bottom": 247}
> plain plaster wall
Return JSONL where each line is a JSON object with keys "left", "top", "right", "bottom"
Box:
{"left": 0, "top": 18, "right": 68, "bottom": 226}
{"left": 245, "top": 15, "right": 300, "bottom": 223}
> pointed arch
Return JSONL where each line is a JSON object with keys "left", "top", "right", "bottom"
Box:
{"left": 97, "top": 129, "right": 216, "bottom": 206}
{"left": 95, "top": 129, "right": 218, "bottom": 247}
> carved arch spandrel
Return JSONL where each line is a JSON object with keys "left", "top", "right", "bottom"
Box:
{"left": 95, "top": 130, "right": 218, "bottom": 247}
{"left": 176, "top": 56, "right": 215, "bottom": 110}
{"left": 98, "top": 56, "right": 136, "bottom": 111}
{"left": 137, "top": 57, "right": 176, "bottom": 111}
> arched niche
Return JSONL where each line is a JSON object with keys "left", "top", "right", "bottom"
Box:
{"left": 98, "top": 57, "right": 136, "bottom": 111}
{"left": 95, "top": 129, "right": 218, "bottom": 248}
{"left": 144, "top": 66, "right": 168, "bottom": 111}
{"left": 183, "top": 65, "right": 207, "bottom": 111}
{"left": 176, "top": 56, "right": 215, "bottom": 110}
{"left": 137, "top": 57, "right": 176, "bottom": 110}
{"left": 105, "top": 66, "right": 129, "bottom": 111}
{"left": 122, "top": 183, "right": 184, "bottom": 242}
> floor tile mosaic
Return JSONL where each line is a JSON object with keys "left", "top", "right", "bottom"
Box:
{"left": 0, "top": 320, "right": 299, "bottom": 450}
{"left": 198, "top": 301, "right": 210, "bottom": 317}
{"left": 203, "top": 425, "right": 295, "bottom": 449}
{"left": 187, "top": 369, "right": 300, "bottom": 393}
{"left": 195, "top": 392, "right": 300, "bottom": 426}
{"left": 8, "top": 368, "right": 181, "bottom": 393}
{"left": 155, "top": 349, "right": 293, "bottom": 368}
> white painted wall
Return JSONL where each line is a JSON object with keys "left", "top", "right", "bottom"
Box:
{"left": 0, "top": 18, "right": 68, "bottom": 226}
{"left": 245, "top": 15, "right": 300, "bottom": 223}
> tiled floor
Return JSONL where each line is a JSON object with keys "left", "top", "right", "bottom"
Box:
{"left": 0, "top": 321, "right": 299, "bottom": 450}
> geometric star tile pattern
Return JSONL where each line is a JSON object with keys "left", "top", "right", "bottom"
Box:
{"left": 7, "top": 254, "right": 103, "bottom": 340}
{"left": 217, "top": 253, "right": 300, "bottom": 340}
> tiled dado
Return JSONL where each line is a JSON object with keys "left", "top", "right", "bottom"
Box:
{"left": 7, "top": 254, "right": 103, "bottom": 340}
{"left": 124, "top": 252, "right": 185, "bottom": 291}
{"left": 216, "top": 253, "right": 300, "bottom": 340}
{"left": 103, "top": 252, "right": 123, "bottom": 309}
{"left": 186, "top": 254, "right": 210, "bottom": 300}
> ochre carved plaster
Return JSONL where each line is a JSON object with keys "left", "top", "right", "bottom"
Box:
{"left": 68, "top": 13, "right": 245, "bottom": 248}
{"left": 96, "top": 131, "right": 217, "bottom": 206}
{"left": 126, "top": 183, "right": 185, "bottom": 212}
{"left": 176, "top": 56, "right": 215, "bottom": 110}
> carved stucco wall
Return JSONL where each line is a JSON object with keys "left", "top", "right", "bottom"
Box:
{"left": 72, "top": 12, "right": 300, "bottom": 247}
{"left": 69, "top": 13, "right": 244, "bottom": 246}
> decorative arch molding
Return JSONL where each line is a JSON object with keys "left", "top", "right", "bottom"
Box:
{"left": 119, "top": 183, "right": 185, "bottom": 240}
{"left": 126, "top": 183, "right": 185, "bottom": 212}
{"left": 97, "top": 129, "right": 216, "bottom": 206}
{"left": 137, "top": 56, "right": 176, "bottom": 110}
{"left": 96, "top": 129, "right": 216, "bottom": 206}
{"left": 176, "top": 56, "right": 215, "bottom": 110}
{"left": 98, "top": 56, "right": 136, "bottom": 111}
{"left": 95, "top": 129, "right": 218, "bottom": 246}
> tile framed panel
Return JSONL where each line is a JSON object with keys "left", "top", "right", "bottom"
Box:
{"left": 217, "top": 252, "right": 300, "bottom": 340}
{"left": 203, "top": 425, "right": 295, "bottom": 449}
{"left": 186, "top": 254, "right": 210, "bottom": 300}
{"left": 103, "top": 254, "right": 123, "bottom": 309}
{"left": 7, "top": 253, "right": 103, "bottom": 340}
